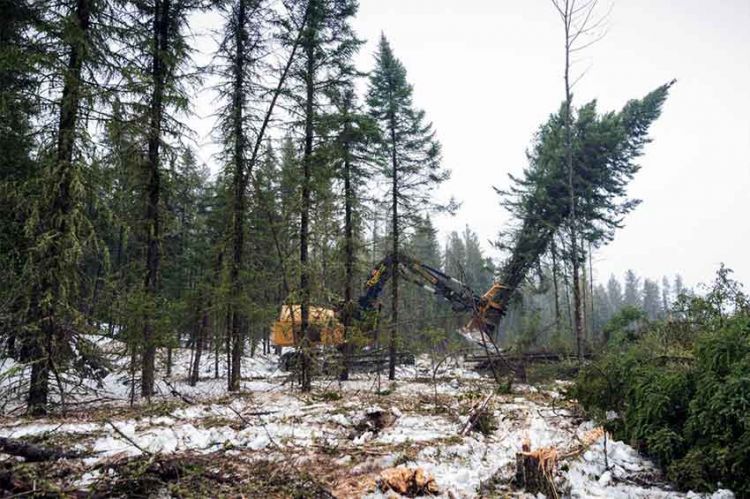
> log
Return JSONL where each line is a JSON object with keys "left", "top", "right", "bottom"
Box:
{"left": 0, "top": 436, "right": 82, "bottom": 462}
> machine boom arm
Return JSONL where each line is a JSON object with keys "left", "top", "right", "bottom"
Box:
{"left": 357, "top": 253, "right": 506, "bottom": 336}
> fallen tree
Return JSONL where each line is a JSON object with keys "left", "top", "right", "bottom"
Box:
{"left": 0, "top": 436, "right": 84, "bottom": 462}
{"left": 487, "top": 82, "right": 675, "bottom": 338}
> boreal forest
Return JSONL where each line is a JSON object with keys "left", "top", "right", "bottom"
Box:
{"left": 1, "top": 0, "right": 748, "bottom": 497}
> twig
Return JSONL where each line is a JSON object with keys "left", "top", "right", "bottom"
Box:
{"left": 162, "top": 378, "right": 195, "bottom": 405}
{"left": 107, "top": 421, "right": 151, "bottom": 456}
{"left": 460, "top": 393, "right": 493, "bottom": 436}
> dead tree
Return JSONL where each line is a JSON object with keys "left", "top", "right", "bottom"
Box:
{"left": 549, "top": 0, "right": 610, "bottom": 361}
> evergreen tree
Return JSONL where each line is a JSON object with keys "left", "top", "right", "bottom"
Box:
{"left": 661, "top": 276, "right": 671, "bottom": 314}
{"left": 14, "top": 0, "right": 116, "bottom": 414}
{"left": 117, "top": 0, "right": 202, "bottom": 397}
{"left": 674, "top": 274, "right": 685, "bottom": 298}
{"left": 321, "top": 84, "right": 376, "bottom": 379}
{"left": 643, "top": 278, "right": 661, "bottom": 320}
{"left": 462, "top": 226, "right": 494, "bottom": 293}
{"left": 214, "top": 0, "right": 274, "bottom": 391}
{"left": 444, "top": 231, "right": 466, "bottom": 280}
{"left": 401, "top": 216, "right": 443, "bottom": 337}
{"left": 624, "top": 270, "right": 642, "bottom": 309}
{"left": 285, "top": 0, "right": 360, "bottom": 391}
{"left": 496, "top": 83, "right": 672, "bottom": 359}
{"left": 367, "top": 35, "right": 451, "bottom": 380}
{"left": 606, "top": 274, "right": 623, "bottom": 312}
{"left": 0, "top": 0, "right": 38, "bottom": 354}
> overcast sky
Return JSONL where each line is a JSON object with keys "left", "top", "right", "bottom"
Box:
{"left": 192, "top": 0, "right": 750, "bottom": 289}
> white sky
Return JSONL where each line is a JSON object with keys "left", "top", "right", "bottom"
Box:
{"left": 190, "top": 0, "right": 750, "bottom": 289}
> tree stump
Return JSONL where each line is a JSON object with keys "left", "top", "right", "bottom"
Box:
{"left": 515, "top": 442, "right": 558, "bottom": 498}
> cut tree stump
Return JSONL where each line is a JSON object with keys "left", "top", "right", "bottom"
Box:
{"left": 515, "top": 441, "right": 558, "bottom": 498}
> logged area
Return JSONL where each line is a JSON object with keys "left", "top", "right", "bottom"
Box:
{"left": 2, "top": 0, "right": 749, "bottom": 497}
{"left": 0, "top": 346, "right": 735, "bottom": 498}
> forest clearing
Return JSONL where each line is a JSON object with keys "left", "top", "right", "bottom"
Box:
{"left": 2, "top": 0, "right": 749, "bottom": 497}
{"left": 0, "top": 342, "right": 737, "bottom": 498}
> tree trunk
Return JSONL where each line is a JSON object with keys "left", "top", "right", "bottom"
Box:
{"left": 27, "top": 0, "right": 91, "bottom": 415}
{"left": 0, "top": 437, "right": 82, "bottom": 462}
{"left": 588, "top": 242, "right": 595, "bottom": 338}
{"left": 142, "top": 0, "right": 171, "bottom": 398}
{"left": 562, "top": 12, "right": 585, "bottom": 363}
{"left": 340, "top": 100, "right": 354, "bottom": 381}
{"left": 228, "top": 0, "right": 247, "bottom": 393}
{"left": 299, "top": 10, "right": 316, "bottom": 392}
{"left": 389, "top": 110, "right": 398, "bottom": 381}
{"left": 551, "top": 238, "right": 561, "bottom": 329}
{"left": 190, "top": 304, "right": 208, "bottom": 386}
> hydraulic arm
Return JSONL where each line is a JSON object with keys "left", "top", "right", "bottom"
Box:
{"left": 357, "top": 253, "right": 507, "bottom": 338}
{"left": 270, "top": 252, "right": 507, "bottom": 348}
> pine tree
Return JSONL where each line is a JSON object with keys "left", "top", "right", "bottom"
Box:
{"left": 367, "top": 35, "right": 451, "bottom": 380}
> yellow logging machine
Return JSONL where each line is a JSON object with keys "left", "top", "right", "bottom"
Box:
{"left": 271, "top": 252, "right": 507, "bottom": 350}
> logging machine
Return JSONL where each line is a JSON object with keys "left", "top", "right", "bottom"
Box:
{"left": 270, "top": 252, "right": 508, "bottom": 352}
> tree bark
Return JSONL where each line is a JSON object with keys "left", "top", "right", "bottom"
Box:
{"left": 228, "top": 0, "right": 247, "bottom": 393}
{"left": 388, "top": 107, "right": 398, "bottom": 381}
{"left": 340, "top": 96, "right": 354, "bottom": 381}
{"left": 28, "top": 0, "right": 91, "bottom": 415}
{"left": 299, "top": 6, "right": 316, "bottom": 392}
{"left": 142, "top": 0, "right": 171, "bottom": 398}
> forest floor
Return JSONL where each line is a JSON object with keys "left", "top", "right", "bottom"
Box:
{"left": 0, "top": 344, "right": 737, "bottom": 498}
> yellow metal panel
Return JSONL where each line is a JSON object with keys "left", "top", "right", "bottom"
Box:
{"left": 270, "top": 304, "right": 344, "bottom": 347}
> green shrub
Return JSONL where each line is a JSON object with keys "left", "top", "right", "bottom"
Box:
{"left": 571, "top": 268, "right": 750, "bottom": 497}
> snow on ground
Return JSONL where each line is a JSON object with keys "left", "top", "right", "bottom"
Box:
{"left": 0, "top": 346, "right": 735, "bottom": 498}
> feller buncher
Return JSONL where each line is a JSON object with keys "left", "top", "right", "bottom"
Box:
{"left": 271, "top": 252, "right": 507, "bottom": 369}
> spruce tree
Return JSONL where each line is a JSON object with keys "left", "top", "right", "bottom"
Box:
{"left": 285, "top": 0, "right": 360, "bottom": 391}
{"left": 0, "top": 0, "right": 38, "bottom": 354}
{"left": 15, "top": 0, "right": 116, "bottom": 414}
{"left": 643, "top": 278, "right": 661, "bottom": 320}
{"left": 320, "top": 85, "right": 376, "bottom": 379}
{"left": 495, "top": 83, "right": 672, "bottom": 353}
{"left": 624, "top": 270, "right": 642, "bottom": 309}
{"left": 214, "top": 0, "right": 272, "bottom": 391}
{"left": 115, "top": 0, "right": 202, "bottom": 397}
{"left": 367, "top": 35, "right": 451, "bottom": 380}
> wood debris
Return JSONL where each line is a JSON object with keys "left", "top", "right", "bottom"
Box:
{"left": 377, "top": 466, "right": 439, "bottom": 497}
{"left": 459, "top": 393, "right": 493, "bottom": 436}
